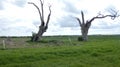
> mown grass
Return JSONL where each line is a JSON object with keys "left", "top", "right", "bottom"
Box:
{"left": 0, "top": 35, "right": 120, "bottom": 67}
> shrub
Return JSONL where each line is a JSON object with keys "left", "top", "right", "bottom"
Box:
{"left": 78, "top": 37, "right": 84, "bottom": 41}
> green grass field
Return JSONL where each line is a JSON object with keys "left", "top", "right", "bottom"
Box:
{"left": 0, "top": 35, "right": 120, "bottom": 67}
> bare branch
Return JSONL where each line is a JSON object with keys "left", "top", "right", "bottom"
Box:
{"left": 39, "top": 0, "right": 44, "bottom": 21}
{"left": 88, "top": 12, "right": 119, "bottom": 23}
{"left": 96, "top": 14, "right": 118, "bottom": 19}
{"left": 75, "top": 17, "right": 82, "bottom": 27}
{"left": 85, "top": 21, "right": 91, "bottom": 28}
{"left": 45, "top": 5, "right": 52, "bottom": 30}
{"left": 106, "top": 6, "right": 119, "bottom": 16}
{"left": 28, "top": 2, "right": 42, "bottom": 22}
{"left": 81, "top": 11, "right": 85, "bottom": 25}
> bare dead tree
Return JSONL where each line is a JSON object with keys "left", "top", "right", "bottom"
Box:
{"left": 28, "top": 0, "right": 51, "bottom": 42}
{"left": 76, "top": 10, "right": 119, "bottom": 41}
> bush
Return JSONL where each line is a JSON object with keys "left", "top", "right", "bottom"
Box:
{"left": 31, "top": 32, "right": 37, "bottom": 41}
{"left": 78, "top": 37, "right": 83, "bottom": 41}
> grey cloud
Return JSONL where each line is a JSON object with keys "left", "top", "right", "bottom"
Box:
{"left": 0, "top": 25, "right": 33, "bottom": 36}
{"left": 91, "top": 21, "right": 120, "bottom": 29}
{"left": 62, "top": 0, "right": 80, "bottom": 14}
{"left": 0, "top": 18, "right": 20, "bottom": 28}
{"left": 0, "top": 18, "right": 23, "bottom": 31}
{"left": 0, "top": 0, "right": 5, "bottom": 10}
{"left": 13, "top": 26, "right": 33, "bottom": 33}
{"left": 0, "top": 17, "right": 35, "bottom": 36}
{"left": 13, "top": 0, "right": 26, "bottom": 7}
{"left": 0, "top": 18, "right": 11, "bottom": 28}
{"left": 58, "top": 16, "right": 79, "bottom": 27}
{"left": 33, "top": 21, "right": 40, "bottom": 27}
{"left": 0, "top": 0, "right": 26, "bottom": 10}
{"left": 0, "top": 3, "right": 4, "bottom": 10}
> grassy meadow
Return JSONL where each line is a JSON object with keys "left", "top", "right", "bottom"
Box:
{"left": 0, "top": 35, "right": 120, "bottom": 67}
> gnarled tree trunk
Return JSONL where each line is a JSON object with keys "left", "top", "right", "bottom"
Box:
{"left": 28, "top": 0, "right": 51, "bottom": 42}
{"left": 76, "top": 11, "right": 92, "bottom": 41}
{"left": 81, "top": 26, "right": 89, "bottom": 41}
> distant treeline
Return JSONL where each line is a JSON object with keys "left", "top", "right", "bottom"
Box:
{"left": 0, "top": 35, "right": 120, "bottom": 38}
{"left": 0, "top": 36, "right": 31, "bottom": 38}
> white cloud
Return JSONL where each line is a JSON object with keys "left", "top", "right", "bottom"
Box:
{"left": 0, "top": 0, "right": 120, "bottom": 36}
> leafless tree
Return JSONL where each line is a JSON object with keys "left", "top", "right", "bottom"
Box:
{"left": 28, "top": 0, "right": 51, "bottom": 42}
{"left": 76, "top": 10, "right": 119, "bottom": 41}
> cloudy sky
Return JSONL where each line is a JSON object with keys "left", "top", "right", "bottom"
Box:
{"left": 0, "top": 0, "right": 120, "bottom": 36}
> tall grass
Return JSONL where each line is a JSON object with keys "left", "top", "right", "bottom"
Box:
{"left": 0, "top": 35, "right": 120, "bottom": 67}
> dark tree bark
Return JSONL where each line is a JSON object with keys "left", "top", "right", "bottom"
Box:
{"left": 28, "top": 0, "right": 51, "bottom": 42}
{"left": 76, "top": 11, "right": 119, "bottom": 41}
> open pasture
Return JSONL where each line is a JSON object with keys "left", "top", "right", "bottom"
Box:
{"left": 0, "top": 35, "right": 120, "bottom": 67}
